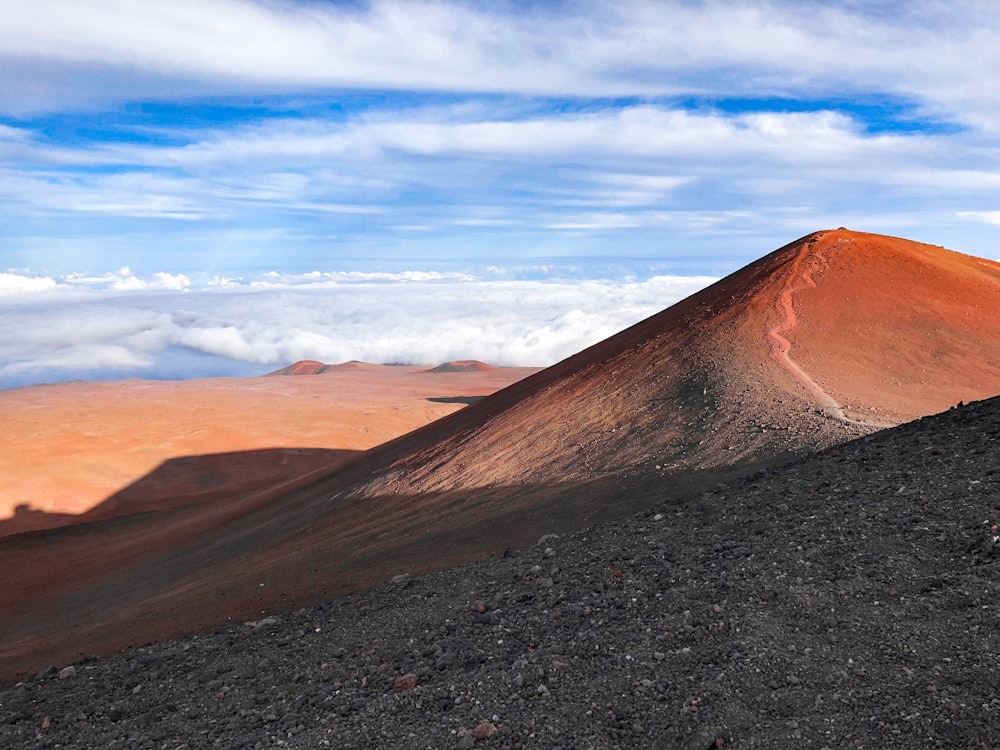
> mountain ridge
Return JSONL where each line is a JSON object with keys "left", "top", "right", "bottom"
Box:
{"left": 1, "top": 228, "right": 999, "bottom": 681}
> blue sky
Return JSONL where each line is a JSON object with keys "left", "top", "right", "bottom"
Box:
{"left": 2, "top": 0, "right": 1000, "bottom": 386}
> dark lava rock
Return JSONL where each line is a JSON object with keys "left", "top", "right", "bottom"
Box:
{"left": 1, "top": 399, "right": 999, "bottom": 748}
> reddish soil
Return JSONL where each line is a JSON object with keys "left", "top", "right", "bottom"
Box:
{"left": 0, "top": 363, "right": 539, "bottom": 536}
{"left": 779, "top": 231, "right": 1000, "bottom": 423}
{"left": 2, "top": 229, "right": 999, "bottom": 682}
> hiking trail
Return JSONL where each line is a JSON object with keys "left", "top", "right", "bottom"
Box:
{"left": 768, "top": 238, "right": 894, "bottom": 429}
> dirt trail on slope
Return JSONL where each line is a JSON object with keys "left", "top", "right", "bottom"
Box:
{"left": 767, "top": 238, "right": 893, "bottom": 428}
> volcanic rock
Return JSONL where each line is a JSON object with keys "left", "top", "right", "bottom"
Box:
{"left": 2, "top": 393, "right": 996, "bottom": 747}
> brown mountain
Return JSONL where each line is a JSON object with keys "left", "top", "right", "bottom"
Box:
{"left": 265, "top": 360, "right": 391, "bottom": 376}
{"left": 428, "top": 360, "right": 498, "bottom": 373}
{"left": 2, "top": 229, "right": 999, "bottom": 680}
{"left": 265, "top": 359, "right": 338, "bottom": 375}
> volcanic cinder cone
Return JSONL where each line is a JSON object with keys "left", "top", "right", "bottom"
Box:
{"left": 2, "top": 229, "right": 999, "bottom": 680}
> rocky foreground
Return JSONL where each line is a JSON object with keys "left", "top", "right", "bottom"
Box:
{"left": 1, "top": 397, "right": 998, "bottom": 749}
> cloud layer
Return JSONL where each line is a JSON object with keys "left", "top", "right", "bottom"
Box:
{"left": 0, "top": 269, "right": 716, "bottom": 389}
{"left": 1, "top": 0, "right": 1000, "bottom": 277}
{"left": 3, "top": 1, "right": 999, "bottom": 122}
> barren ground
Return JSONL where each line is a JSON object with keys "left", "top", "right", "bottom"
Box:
{"left": 0, "top": 362, "right": 539, "bottom": 536}
{"left": 1, "top": 397, "right": 996, "bottom": 749}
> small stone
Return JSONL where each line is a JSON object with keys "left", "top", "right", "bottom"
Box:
{"left": 391, "top": 573, "right": 411, "bottom": 585}
{"left": 58, "top": 666, "right": 76, "bottom": 680}
{"left": 473, "top": 722, "right": 498, "bottom": 740}
{"left": 250, "top": 617, "right": 279, "bottom": 632}
{"left": 394, "top": 674, "right": 418, "bottom": 692}
{"left": 654, "top": 651, "right": 666, "bottom": 661}
{"left": 456, "top": 735, "right": 475, "bottom": 750}
{"left": 436, "top": 652, "right": 457, "bottom": 670}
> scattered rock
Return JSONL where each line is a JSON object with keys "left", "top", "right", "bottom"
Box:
{"left": 472, "top": 721, "right": 498, "bottom": 740}
{"left": 2, "top": 398, "right": 1000, "bottom": 749}
{"left": 393, "top": 674, "right": 418, "bottom": 692}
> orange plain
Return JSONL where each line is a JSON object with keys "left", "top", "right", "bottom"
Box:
{"left": 0, "top": 362, "right": 540, "bottom": 536}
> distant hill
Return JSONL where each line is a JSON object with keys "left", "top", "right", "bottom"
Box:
{"left": 267, "top": 359, "right": 504, "bottom": 376}
{"left": 428, "top": 360, "right": 499, "bottom": 373}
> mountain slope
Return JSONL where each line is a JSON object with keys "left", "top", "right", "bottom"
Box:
{"left": 2, "top": 229, "right": 999, "bottom": 680}
{"left": 341, "top": 228, "right": 1000, "bottom": 495}
{"left": 2, "top": 395, "right": 997, "bottom": 747}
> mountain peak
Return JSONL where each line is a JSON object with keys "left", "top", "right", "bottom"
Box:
{"left": 3, "top": 230, "right": 999, "bottom": 681}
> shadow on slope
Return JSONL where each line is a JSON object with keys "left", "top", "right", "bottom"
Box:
{"left": 0, "top": 448, "right": 363, "bottom": 538}
{"left": 0, "top": 446, "right": 795, "bottom": 682}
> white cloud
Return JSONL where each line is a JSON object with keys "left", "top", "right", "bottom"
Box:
{"left": 4, "top": 105, "right": 987, "bottom": 240}
{"left": 1, "top": 1, "right": 999, "bottom": 281}
{"left": 200, "top": 107, "right": 873, "bottom": 163}
{"left": 54, "top": 107, "right": 961, "bottom": 187}
{"left": 2, "top": 0, "right": 999, "bottom": 130}
{"left": 63, "top": 267, "right": 144, "bottom": 291}
{"left": 251, "top": 270, "right": 475, "bottom": 286}
{"left": 957, "top": 211, "right": 1000, "bottom": 226}
{"left": 0, "top": 272, "right": 58, "bottom": 296}
{"left": 547, "top": 213, "right": 648, "bottom": 231}
{"left": 0, "top": 271, "right": 717, "bottom": 388}
{"left": 0, "top": 344, "right": 151, "bottom": 376}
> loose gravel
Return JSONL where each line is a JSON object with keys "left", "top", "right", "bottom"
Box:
{"left": 1, "top": 398, "right": 998, "bottom": 749}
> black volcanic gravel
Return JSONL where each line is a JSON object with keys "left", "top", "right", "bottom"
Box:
{"left": 1, "top": 398, "right": 998, "bottom": 749}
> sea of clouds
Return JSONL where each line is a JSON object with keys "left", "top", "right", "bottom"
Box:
{"left": 0, "top": 267, "right": 716, "bottom": 390}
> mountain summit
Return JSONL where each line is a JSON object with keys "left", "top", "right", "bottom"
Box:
{"left": 341, "top": 228, "right": 1000, "bottom": 495}
{"left": 2, "top": 229, "right": 999, "bottom": 680}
